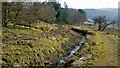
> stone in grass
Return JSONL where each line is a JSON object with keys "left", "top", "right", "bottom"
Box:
{"left": 44, "top": 60, "right": 51, "bottom": 66}
{"left": 79, "top": 57, "right": 87, "bottom": 61}
{"left": 13, "top": 63, "right": 22, "bottom": 68}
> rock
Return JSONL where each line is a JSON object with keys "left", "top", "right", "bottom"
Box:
{"left": 52, "top": 37, "right": 56, "bottom": 40}
{"left": 87, "top": 54, "right": 92, "bottom": 59}
{"left": 96, "top": 43, "right": 99, "bottom": 45}
{"left": 13, "top": 63, "right": 22, "bottom": 67}
{"left": 44, "top": 61, "right": 51, "bottom": 66}
{"left": 79, "top": 57, "right": 87, "bottom": 61}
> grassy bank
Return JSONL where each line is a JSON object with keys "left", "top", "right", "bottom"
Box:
{"left": 1, "top": 22, "right": 82, "bottom": 66}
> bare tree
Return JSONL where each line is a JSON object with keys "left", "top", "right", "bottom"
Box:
{"left": 93, "top": 16, "right": 115, "bottom": 31}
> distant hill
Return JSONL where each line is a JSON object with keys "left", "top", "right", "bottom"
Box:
{"left": 84, "top": 8, "right": 118, "bottom": 21}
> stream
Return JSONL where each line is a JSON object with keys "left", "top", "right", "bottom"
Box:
{"left": 50, "top": 28, "right": 94, "bottom": 67}
{"left": 62, "top": 36, "right": 85, "bottom": 58}
{"left": 51, "top": 31, "right": 86, "bottom": 68}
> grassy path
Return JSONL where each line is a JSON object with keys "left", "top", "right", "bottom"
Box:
{"left": 70, "top": 31, "right": 118, "bottom": 67}
{"left": 94, "top": 32, "right": 118, "bottom": 66}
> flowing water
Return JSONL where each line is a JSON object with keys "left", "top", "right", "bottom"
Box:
{"left": 51, "top": 35, "right": 86, "bottom": 67}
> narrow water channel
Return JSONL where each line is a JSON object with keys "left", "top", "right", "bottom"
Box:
{"left": 51, "top": 33, "right": 86, "bottom": 68}
{"left": 50, "top": 28, "right": 90, "bottom": 67}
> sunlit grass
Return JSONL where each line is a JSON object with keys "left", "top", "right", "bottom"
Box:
{"left": 2, "top": 22, "right": 81, "bottom": 66}
{"left": 11, "top": 28, "right": 43, "bottom": 35}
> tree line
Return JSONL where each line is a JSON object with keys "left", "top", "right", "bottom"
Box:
{"left": 2, "top": 2, "right": 87, "bottom": 29}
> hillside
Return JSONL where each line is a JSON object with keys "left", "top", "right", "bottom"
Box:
{"left": 1, "top": 1, "right": 119, "bottom": 68}
{"left": 1, "top": 22, "right": 119, "bottom": 67}
{"left": 84, "top": 8, "right": 118, "bottom": 21}
{"left": 1, "top": 22, "right": 82, "bottom": 66}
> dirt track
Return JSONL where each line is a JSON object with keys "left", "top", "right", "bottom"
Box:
{"left": 70, "top": 31, "right": 118, "bottom": 66}
{"left": 93, "top": 32, "right": 118, "bottom": 66}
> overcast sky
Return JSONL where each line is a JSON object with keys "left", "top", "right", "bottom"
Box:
{"left": 7, "top": 0, "right": 119, "bottom": 9}
{"left": 58, "top": 0, "right": 119, "bottom": 9}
